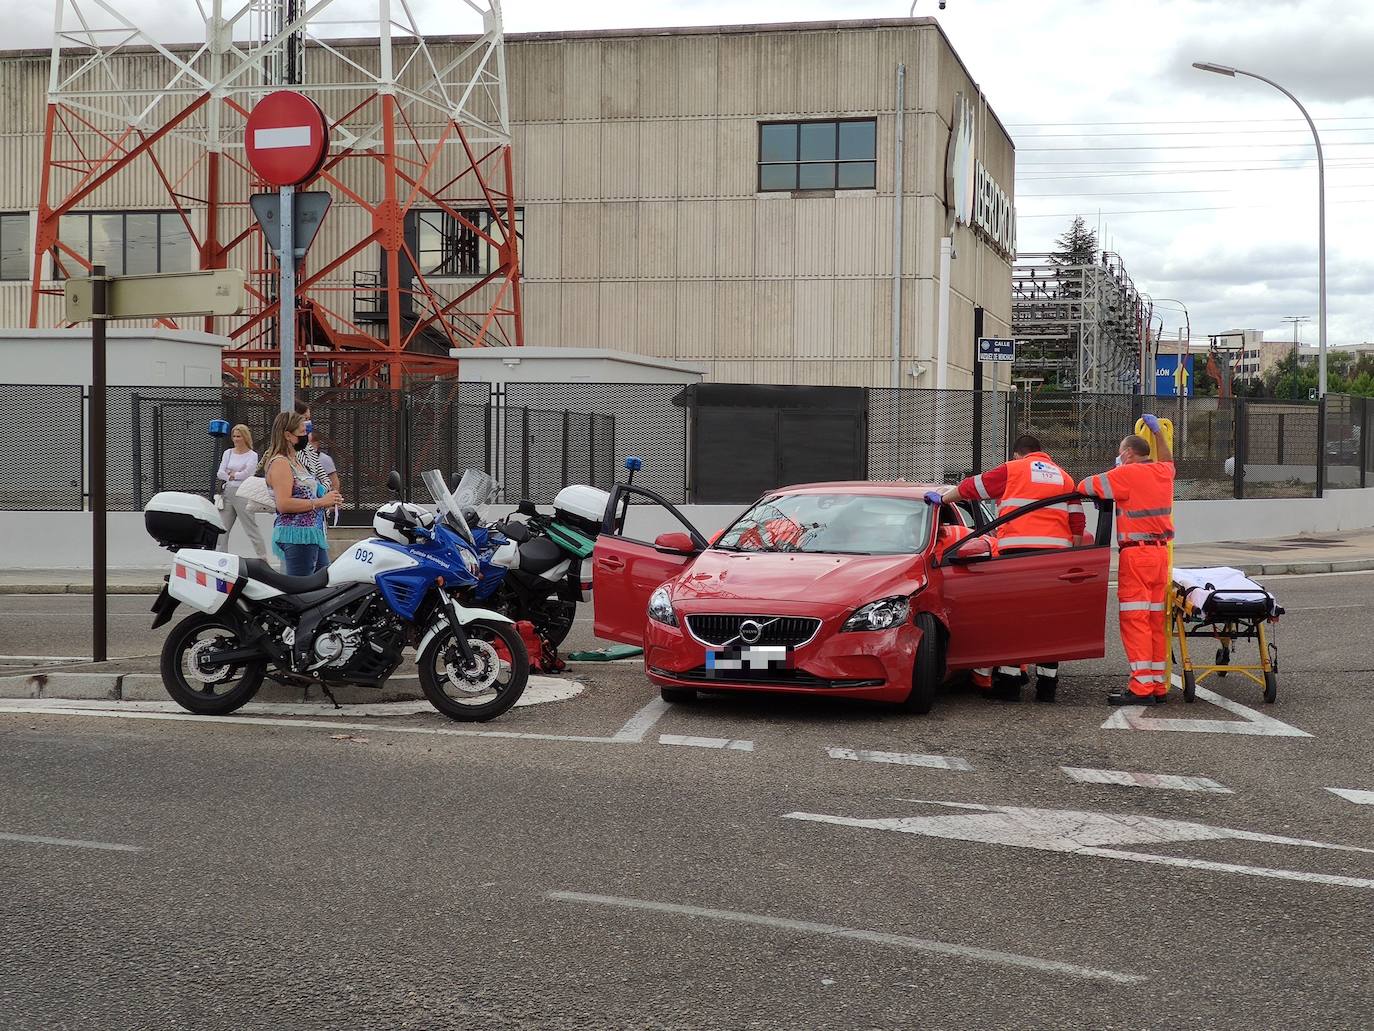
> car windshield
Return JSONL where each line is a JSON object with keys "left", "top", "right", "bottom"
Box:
{"left": 715, "top": 492, "right": 933, "bottom": 556}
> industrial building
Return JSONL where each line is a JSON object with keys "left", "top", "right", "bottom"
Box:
{"left": 0, "top": 9, "right": 1016, "bottom": 389}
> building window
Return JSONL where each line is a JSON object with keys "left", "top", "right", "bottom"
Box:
{"left": 0, "top": 213, "right": 30, "bottom": 280}
{"left": 410, "top": 207, "right": 524, "bottom": 279}
{"left": 53, "top": 211, "right": 195, "bottom": 278}
{"left": 758, "top": 119, "right": 877, "bottom": 192}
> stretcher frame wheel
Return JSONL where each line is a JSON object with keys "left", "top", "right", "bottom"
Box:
{"left": 1182, "top": 668, "right": 1197, "bottom": 703}
{"left": 1263, "top": 671, "right": 1278, "bottom": 704}
{"left": 1215, "top": 645, "right": 1230, "bottom": 677}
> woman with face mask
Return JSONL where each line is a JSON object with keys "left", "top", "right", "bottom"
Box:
{"left": 265, "top": 410, "right": 344, "bottom": 576}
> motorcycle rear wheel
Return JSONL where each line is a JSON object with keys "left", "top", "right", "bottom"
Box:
{"left": 160, "top": 612, "right": 267, "bottom": 716}
{"left": 418, "top": 619, "right": 530, "bottom": 722}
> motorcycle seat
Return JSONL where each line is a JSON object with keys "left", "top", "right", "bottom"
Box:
{"left": 517, "top": 536, "right": 568, "bottom": 576}
{"left": 242, "top": 558, "right": 331, "bottom": 594}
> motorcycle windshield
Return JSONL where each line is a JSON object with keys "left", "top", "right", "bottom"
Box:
{"left": 421, "top": 469, "right": 474, "bottom": 545}
{"left": 452, "top": 469, "right": 497, "bottom": 523}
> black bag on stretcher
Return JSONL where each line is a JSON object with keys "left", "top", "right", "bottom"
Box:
{"left": 1169, "top": 566, "right": 1284, "bottom": 704}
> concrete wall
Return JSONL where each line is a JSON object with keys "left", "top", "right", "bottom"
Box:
{"left": 7, "top": 490, "right": 1374, "bottom": 569}
{"left": 456, "top": 347, "right": 705, "bottom": 384}
{"left": 0, "top": 329, "right": 227, "bottom": 386}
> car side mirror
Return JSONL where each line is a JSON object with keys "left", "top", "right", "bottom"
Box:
{"left": 517, "top": 499, "right": 538, "bottom": 517}
{"left": 654, "top": 531, "right": 697, "bottom": 554}
{"left": 947, "top": 536, "right": 994, "bottom": 565}
{"left": 386, "top": 470, "right": 403, "bottom": 495}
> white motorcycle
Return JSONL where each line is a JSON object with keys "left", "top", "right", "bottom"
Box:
{"left": 143, "top": 470, "right": 529, "bottom": 722}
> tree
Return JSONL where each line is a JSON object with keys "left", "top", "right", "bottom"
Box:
{"left": 1051, "top": 216, "right": 1098, "bottom": 266}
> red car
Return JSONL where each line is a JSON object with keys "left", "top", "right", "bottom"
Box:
{"left": 591, "top": 481, "right": 1112, "bottom": 713}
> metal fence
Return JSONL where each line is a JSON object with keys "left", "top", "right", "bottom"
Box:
{"left": 0, "top": 381, "right": 1362, "bottom": 512}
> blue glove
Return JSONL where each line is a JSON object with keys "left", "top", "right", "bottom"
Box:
{"left": 924, "top": 490, "right": 944, "bottom": 506}
{"left": 1142, "top": 413, "right": 1161, "bottom": 435}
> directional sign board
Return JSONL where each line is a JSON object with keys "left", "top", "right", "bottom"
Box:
{"left": 1155, "top": 354, "right": 1194, "bottom": 397}
{"left": 245, "top": 90, "right": 329, "bottom": 187}
{"left": 977, "top": 337, "right": 1017, "bottom": 362}
{"left": 64, "top": 269, "right": 246, "bottom": 322}
{"left": 250, "top": 191, "right": 332, "bottom": 258}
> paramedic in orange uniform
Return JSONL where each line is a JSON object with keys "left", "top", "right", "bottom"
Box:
{"left": 1077, "top": 415, "right": 1175, "bottom": 705}
{"left": 941, "top": 434, "right": 1085, "bottom": 703}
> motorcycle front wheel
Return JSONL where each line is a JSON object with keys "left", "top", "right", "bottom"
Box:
{"left": 159, "top": 612, "right": 267, "bottom": 716}
{"left": 418, "top": 619, "right": 529, "bottom": 722}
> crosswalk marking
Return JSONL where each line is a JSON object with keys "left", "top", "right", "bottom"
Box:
{"left": 827, "top": 747, "right": 973, "bottom": 771}
{"left": 1061, "top": 767, "right": 1232, "bottom": 793}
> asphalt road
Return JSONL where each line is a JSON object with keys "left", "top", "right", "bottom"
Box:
{"left": 2, "top": 571, "right": 1373, "bottom": 1029}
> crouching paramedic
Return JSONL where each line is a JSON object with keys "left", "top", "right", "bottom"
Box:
{"left": 1077, "top": 416, "right": 1175, "bottom": 705}
{"left": 941, "top": 434, "right": 1084, "bottom": 703}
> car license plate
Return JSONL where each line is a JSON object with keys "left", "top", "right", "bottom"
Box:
{"left": 706, "top": 646, "right": 790, "bottom": 674}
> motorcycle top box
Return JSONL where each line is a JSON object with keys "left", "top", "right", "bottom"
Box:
{"left": 553, "top": 484, "right": 610, "bottom": 537}
{"left": 146, "top": 491, "right": 225, "bottom": 551}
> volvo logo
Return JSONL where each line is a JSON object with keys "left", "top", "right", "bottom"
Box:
{"left": 738, "top": 620, "right": 764, "bottom": 645}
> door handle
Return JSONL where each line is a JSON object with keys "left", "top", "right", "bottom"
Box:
{"left": 599, "top": 556, "right": 625, "bottom": 571}
{"left": 1058, "top": 570, "right": 1096, "bottom": 583}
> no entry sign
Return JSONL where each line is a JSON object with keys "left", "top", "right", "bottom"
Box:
{"left": 245, "top": 91, "right": 329, "bottom": 187}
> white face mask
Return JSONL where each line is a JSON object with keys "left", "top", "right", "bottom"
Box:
{"left": 1115, "top": 455, "right": 1123, "bottom": 467}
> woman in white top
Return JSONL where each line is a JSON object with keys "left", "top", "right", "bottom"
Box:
{"left": 216, "top": 423, "right": 272, "bottom": 560}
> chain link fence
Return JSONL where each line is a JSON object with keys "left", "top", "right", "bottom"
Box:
{"left": 1, "top": 381, "right": 1358, "bottom": 510}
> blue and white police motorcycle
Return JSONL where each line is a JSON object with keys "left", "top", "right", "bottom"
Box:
{"left": 142, "top": 469, "right": 528, "bottom": 722}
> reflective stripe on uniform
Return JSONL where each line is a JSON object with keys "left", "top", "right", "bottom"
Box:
{"left": 1129, "top": 660, "right": 1154, "bottom": 671}
{"left": 973, "top": 474, "right": 991, "bottom": 500}
{"left": 1091, "top": 474, "right": 1113, "bottom": 499}
{"left": 1120, "top": 601, "right": 1167, "bottom": 612}
{"left": 1119, "top": 531, "right": 1174, "bottom": 542}
{"left": 999, "top": 536, "right": 1072, "bottom": 549}
{"left": 1125, "top": 507, "right": 1173, "bottom": 518}
{"left": 1135, "top": 674, "right": 1165, "bottom": 685}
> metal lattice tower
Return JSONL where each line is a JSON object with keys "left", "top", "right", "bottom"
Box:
{"left": 31, "top": 0, "right": 522, "bottom": 388}
{"left": 1011, "top": 252, "right": 1145, "bottom": 393}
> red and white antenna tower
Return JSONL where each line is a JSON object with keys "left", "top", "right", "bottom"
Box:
{"left": 31, "top": 0, "right": 522, "bottom": 388}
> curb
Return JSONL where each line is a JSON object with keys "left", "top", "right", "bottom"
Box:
{"left": 0, "top": 583, "right": 163, "bottom": 595}
{"left": 0, "top": 671, "right": 583, "bottom": 707}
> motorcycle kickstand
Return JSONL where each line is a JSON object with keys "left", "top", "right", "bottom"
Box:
{"left": 318, "top": 681, "right": 343, "bottom": 710}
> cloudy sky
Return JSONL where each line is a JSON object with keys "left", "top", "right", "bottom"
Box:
{"left": 17, "top": 0, "right": 1372, "bottom": 346}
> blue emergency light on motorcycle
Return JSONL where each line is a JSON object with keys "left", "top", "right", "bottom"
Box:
{"left": 624, "top": 457, "right": 643, "bottom": 472}
{"left": 208, "top": 419, "right": 231, "bottom": 437}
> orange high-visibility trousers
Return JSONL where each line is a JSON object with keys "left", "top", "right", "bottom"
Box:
{"left": 1118, "top": 545, "right": 1170, "bottom": 697}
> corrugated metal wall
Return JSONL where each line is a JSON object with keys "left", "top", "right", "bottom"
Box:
{"left": 0, "top": 22, "right": 1016, "bottom": 388}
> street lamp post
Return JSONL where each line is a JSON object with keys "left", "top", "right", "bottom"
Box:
{"left": 1193, "top": 61, "right": 1327, "bottom": 397}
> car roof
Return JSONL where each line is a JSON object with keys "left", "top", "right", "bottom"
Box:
{"left": 769, "top": 480, "right": 944, "bottom": 497}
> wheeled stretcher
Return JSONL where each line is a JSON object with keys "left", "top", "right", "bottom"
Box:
{"left": 1169, "top": 567, "right": 1283, "bottom": 703}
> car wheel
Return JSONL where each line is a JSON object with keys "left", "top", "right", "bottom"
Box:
{"left": 902, "top": 612, "right": 942, "bottom": 715}
{"left": 660, "top": 686, "right": 697, "bottom": 704}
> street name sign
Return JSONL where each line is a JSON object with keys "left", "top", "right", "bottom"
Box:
{"left": 64, "top": 269, "right": 247, "bottom": 322}
{"left": 977, "top": 337, "right": 1017, "bottom": 362}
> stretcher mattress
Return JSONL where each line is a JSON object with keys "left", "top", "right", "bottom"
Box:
{"left": 1172, "top": 566, "right": 1280, "bottom": 618}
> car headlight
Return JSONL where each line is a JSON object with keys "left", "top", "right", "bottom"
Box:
{"left": 648, "top": 585, "right": 678, "bottom": 627}
{"left": 842, "top": 596, "right": 911, "bottom": 632}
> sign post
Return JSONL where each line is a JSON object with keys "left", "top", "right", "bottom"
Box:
{"left": 244, "top": 90, "right": 329, "bottom": 412}
{"left": 65, "top": 268, "right": 246, "bottom": 664}
{"left": 91, "top": 264, "right": 108, "bottom": 662}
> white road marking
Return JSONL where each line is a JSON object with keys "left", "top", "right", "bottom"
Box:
{"left": 254, "top": 125, "right": 312, "bottom": 149}
{"left": 1061, "top": 767, "right": 1232, "bottom": 793}
{"left": 611, "top": 696, "right": 671, "bottom": 743}
{"left": 659, "top": 734, "right": 754, "bottom": 751}
{"left": 0, "top": 704, "right": 620, "bottom": 743}
{"left": 547, "top": 891, "right": 1142, "bottom": 984}
{"left": 0, "top": 831, "right": 142, "bottom": 853}
{"left": 786, "top": 800, "right": 1374, "bottom": 890}
{"left": 827, "top": 747, "right": 972, "bottom": 771}
{"left": 1101, "top": 684, "right": 1310, "bottom": 737}
{"left": 0, "top": 654, "right": 92, "bottom": 662}
{"left": 1326, "top": 788, "right": 1374, "bottom": 805}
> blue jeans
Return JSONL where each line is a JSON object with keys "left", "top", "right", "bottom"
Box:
{"left": 281, "top": 543, "right": 330, "bottom": 576}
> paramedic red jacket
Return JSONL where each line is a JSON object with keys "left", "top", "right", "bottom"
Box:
{"left": 954, "top": 453, "right": 1085, "bottom": 550}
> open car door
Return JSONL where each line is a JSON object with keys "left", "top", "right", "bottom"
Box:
{"left": 938, "top": 494, "right": 1113, "bottom": 670}
{"left": 591, "top": 483, "right": 709, "bottom": 646}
